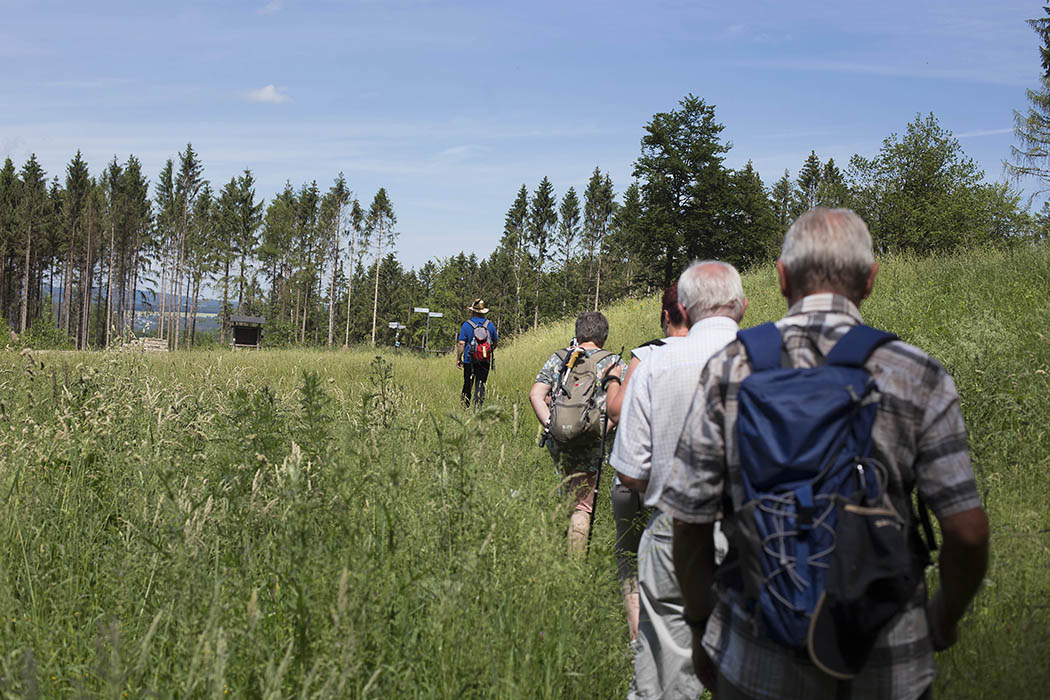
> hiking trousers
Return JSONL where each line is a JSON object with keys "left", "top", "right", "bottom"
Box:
{"left": 462, "top": 361, "right": 490, "bottom": 407}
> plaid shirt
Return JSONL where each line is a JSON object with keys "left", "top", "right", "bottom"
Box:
{"left": 660, "top": 294, "right": 983, "bottom": 700}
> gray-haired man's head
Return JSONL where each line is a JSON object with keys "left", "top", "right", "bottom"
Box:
{"left": 779, "top": 208, "right": 876, "bottom": 303}
{"left": 677, "top": 260, "right": 746, "bottom": 323}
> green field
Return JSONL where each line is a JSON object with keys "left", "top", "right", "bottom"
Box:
{"left": 1, "top": 244, "right": 1048, "bottom": 698}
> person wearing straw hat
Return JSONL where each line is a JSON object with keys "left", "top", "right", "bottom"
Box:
{"left": 457, "top": 298, "right": 498, "bottom": 407}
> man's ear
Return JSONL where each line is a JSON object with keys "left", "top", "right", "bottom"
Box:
{"left": 739, "top": 298, "right": 749, "bottom": 321}
{"left": 860, "top": 262, "right": 879, "bottom": 301}
{"left": 776, "top": 260, "right": 790, "bottom": 299}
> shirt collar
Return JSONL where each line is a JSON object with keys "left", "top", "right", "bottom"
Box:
{"left": 687, "top": 315, "right": 740, "bottom": 337}
{"left": 785, "top": 293, "right": 864, "bottom": 323}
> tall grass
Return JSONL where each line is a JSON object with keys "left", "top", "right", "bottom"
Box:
{"left": 0, "top": 243, "right": 1047, "bottom": 698}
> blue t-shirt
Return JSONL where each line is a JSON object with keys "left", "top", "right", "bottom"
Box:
{"left": 458, "top": 316, "right": 497, "bottom": 363}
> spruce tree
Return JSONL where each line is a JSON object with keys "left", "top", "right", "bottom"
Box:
{"left": 500, "top": 185, "right": 529, "bottom": 333}
{"left": 633, "top": 94, "right": 731, "bottom": 286}
{"left": 367, "top": 188, "right": 397, "bottom": 345}
{"left": 1007, "top": 5, "right": 1050, "bottom": 192}
{"left": 795, "top": 150, "right": 822, "bottom": 214}
{"left": 528, "top": 177, "right": 556, "bottom": 329}
{"left": 17, "top": 155, "right": 48, "bottom": 334}
{"left": 557, "top": 186, "right": 580, "bottom": 313}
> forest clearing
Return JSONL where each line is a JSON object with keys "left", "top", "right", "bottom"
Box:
{"left": 0, "top": 244, "right": 1047, "bottom": 698}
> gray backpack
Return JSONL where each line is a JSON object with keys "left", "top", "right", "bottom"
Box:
{"left": 549, "top": 348, "right": 614, "bottom": 448}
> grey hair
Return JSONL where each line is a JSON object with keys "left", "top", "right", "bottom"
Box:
{"left": 677, "top": 260, "right": 745, "bottom": 322}
{"left": 574, "top": 311, "right": 609, "bottom": 346}
{"left": 780, "top": 208, "right": 874, "bottom": 300}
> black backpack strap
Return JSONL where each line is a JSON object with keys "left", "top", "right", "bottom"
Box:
{"left": 738, "top": 322, "right": 782, "bottom": 371}
{"left": 826, "top": 325, "right": 898, "bottom": 367}
{"left": 916, "top": 492, "right": 938, "bottom": 552}
{"left": 634, "top": 338, "right": 666, "bottom": 352}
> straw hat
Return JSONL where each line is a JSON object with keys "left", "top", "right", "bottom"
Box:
{"left": 467, "top": 298, "right": 489, "bottom": 314}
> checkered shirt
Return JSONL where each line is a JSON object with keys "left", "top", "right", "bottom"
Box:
{"left": 610, "top": 317, "right": 740, "bottom": 508}
{"left": 659, "top": 293, "right": 983, "bottom": 700}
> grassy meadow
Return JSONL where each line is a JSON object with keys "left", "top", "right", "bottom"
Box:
{"left": 1, "top": 244, "right": 1048, "bottom": 698}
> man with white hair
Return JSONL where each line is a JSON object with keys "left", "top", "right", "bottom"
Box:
{"left": 611, "top": 260, "right": 747, "bottom": 699}
{"left": 664, "top": 208, "right": 989, "bottom": 699}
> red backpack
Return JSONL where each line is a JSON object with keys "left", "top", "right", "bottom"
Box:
{"left": 467, "top": 320, "right": 492, "bottom": 363}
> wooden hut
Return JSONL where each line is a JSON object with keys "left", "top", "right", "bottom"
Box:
{"left": 229, "top": 315, "right": 265, "bottom": 349}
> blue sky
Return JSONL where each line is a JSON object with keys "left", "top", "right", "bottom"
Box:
{"left": 0, "top": 0, "right": 1041, "bottom": 270}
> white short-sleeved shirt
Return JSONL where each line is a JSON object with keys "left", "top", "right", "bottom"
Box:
{"left": 610, "top": 317, "right": 740, "bottom": 507}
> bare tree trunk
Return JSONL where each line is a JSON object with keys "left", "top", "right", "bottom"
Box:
{"left": 80, "top": 229, "right": 93, "bottom": 349}
{"left": 533, "top": 265, "right": 541, "bottom": 331}
{"left": 158, "top": 239, "right": 169, "bottom": 341}
{"left": 19, "top": 224, "right": 31, "bottom": 334}
{"left": 190, "top": 276, "right": 200, "bottom": 346}
{"left": 300, "top": 286, "right": 309, "bottom": 344}
{"left": 94, "top": 250, "right": 106, "bottom": 347}
{"left": 327, "top": 213, "right": 339, "bottom": 347}
{"left": 294, "top": 285, "right": 301, "bottom": 343}
{"left": 344, "top": 237, "right": 355, "bottom": 347}
{"left": 181, "top": 272, "right": 192, "bottom": 347}
{"left": 593, "top": 256, "right": 602, "bottom": 311}
{"left": 173, "top": 230, "right": 186, "bottom": 350}
{"left": 221, "top": 257, "right": 230, "bottom": 344}
{"left": 370, "top": 233, "right": 382, "bottom": 345}
{"left": 0, "top": 244, "right": 7, "bottom": 332}
{"left": 105, "top": 221, "right": 115, "bottom": 346}
{"left": 513, "top": 246, "right": 522, "bottom": 335}
{"left": 130, "top": 252, "right": 140, "bottom": 336}
{"left": 279, "top": 273, "right": 287, "bottom": 325}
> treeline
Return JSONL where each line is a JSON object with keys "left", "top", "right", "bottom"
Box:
{"left": 0, "top": 95, "right": 1037, "bottom": 350}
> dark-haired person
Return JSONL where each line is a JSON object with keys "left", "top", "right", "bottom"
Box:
{"left": 456, "top": 298, "right": 498, "bottom": 408}
{"left": 611, "top": 261, "right": 746, "bottom": 699}
{"left": 529, "top": 311, "right": 626, "bottom": 554}
{"left": 606, "top": 284, "right": 691, "bottom": 644}
{"left": 664, "top": 208, "right": 989, "bottom": 699}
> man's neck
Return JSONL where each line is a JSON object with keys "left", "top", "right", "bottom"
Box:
{"left": 577, "top": 341, "right": 600, "bottom": 350}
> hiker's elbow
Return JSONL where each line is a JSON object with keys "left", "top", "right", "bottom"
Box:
{"left": 617, "top": 472, "right": 648, "bottom": 494}
{"left": 940, "top": 506, "right": 990, "bottom": 553}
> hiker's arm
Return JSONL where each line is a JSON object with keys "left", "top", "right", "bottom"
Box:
{"left": 529, "top": 382, "right": 552, "bottom": 426}
{"left": 456, "top": 340, "right": 465, "bottom": 367}
{"left": 602, "top": 364, "right": 625, "bottom": 426}
{"left": 928, "top": 506, "right": 989, "bottom": 650}
{"left": 616, "top": 471, "right": 648, "bottom": 494}
{"left": 672, "top": 520, "right": 717, "bottom": 688}
{"left": 606, "top": 356, "right": 640, "bottom": 422}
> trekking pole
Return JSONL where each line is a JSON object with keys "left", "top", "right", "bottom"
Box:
{"left": 586, "top": 407, "right": 609, "bottom": 556}
{"left": 585, "top": 349, "right": 622, "bottom": 556}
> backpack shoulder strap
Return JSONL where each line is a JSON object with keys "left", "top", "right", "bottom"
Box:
{"left": 635, "top": 338, "right": 666, "bottom": 351}
{"left": 589, "top": 349, "right": 615, "bottom": 368}
{"left": 466, "top": 319, "right": 480, "bottom": 329}
{"left": 737, "top": 322, "right": 782, "bottom": 371}
{"left": 826, "top": 325, "right": 898, "bottom": 367}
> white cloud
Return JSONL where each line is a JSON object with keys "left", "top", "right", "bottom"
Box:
{"left": 956, "top": 128, "right": 1013, "bottom": 139}
{"left": 436, "top": 144, "right": 487, "bottom": 161}
{"left": 243, "top": 84, "right": 292, "bottom": 104}
{"left": 258, "top": 0, "right": 283, "bottom": 14}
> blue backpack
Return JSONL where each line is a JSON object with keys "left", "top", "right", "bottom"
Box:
{"left": 731, "top": 322, "right": 924, "bottom": 678}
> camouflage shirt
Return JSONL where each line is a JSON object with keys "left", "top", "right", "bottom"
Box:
{"left": 536, "top": 347, "right": 627, "bottom": 473}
